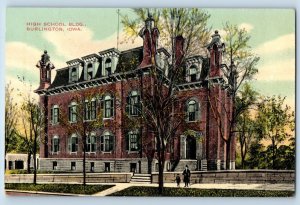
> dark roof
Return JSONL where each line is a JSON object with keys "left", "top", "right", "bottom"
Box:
{"left": 49, "top": 46, "right": 210, "bottom": 89}
{"left": 49, "top": 68, "right": 69, "bottom": 88}
{"left": 115, "top": 47, "right": 143, "bottom": 73}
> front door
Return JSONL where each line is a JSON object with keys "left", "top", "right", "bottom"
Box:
{"left": 186, "top": 136, "right": 196, "bottom": 159}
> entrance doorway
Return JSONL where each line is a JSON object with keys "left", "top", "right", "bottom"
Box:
{"left": 186, "top": 136, "right": 196, "bottom": 159}
{"left": 130, "top": 163, "right": 137, "bottom": 173}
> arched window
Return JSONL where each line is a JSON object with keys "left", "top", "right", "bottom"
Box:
{"left": 51, "top": 105, "right": 60, "bottom": 124}
{"left": 84, "top": 98, "right": 97, "bottom": 120}
{"left": 103, "top": 95, "right": 114, "bottom": 118}
{"left": 126, "top": 91, "right": 141, "bottom": 116}
{"left": 100, "top": 131, "right": 114, "bottom": 152}
{"left": 126, "top": 130, "right": 140, "bottom": 152}
{"left": 86, "top": 134, "right": 96, "bottom": 153}
{"left": 87, "top": 63, "right": 93, "bottom": 80}
{"left": 71, "top": 67, "right": 77, "bottom": 82}
{"left": 105, "top": 59, "right": 112, "bottom": 75}
{"left": 68, "top": 134, "right": 78, "bottom": 153}
{"left": 185, "top": 99, "right": 200, "bottom": 122}
{"left": 189, "top": 66, "right": 197, "bottom": 82}
{"left": 69, "top": 102, "right": 77, "bottom": 123}
{"left": 52, "top": 136, "right": 60, "bottom": 153}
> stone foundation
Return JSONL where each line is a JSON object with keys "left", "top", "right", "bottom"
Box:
{"left": 39, "top": 158, "right": 170, "bottom": 174}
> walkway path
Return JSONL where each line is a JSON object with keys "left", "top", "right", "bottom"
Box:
{"left": 93, "top": 182, "right": 295, "bottom": 196}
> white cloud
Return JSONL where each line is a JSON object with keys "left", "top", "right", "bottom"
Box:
{"left": 255, "top": 33, "right": 295, "bottom": 55}
{"left": 6, "top": 42, "right": 43, "bottom": 71}
{"left": 239, "top": 23, "right": 254, "bottom": 32}
{"left": 256, "top": 58, "right": 295, "bottom": 81}
{"left": 43, "top": 27, "right": 143, "bottom": 61}
{"left": 6, "top": 41, "right": 66, "bottom": 75}
{"left": 5, "top": 75, "right": 39, "bottom": 103}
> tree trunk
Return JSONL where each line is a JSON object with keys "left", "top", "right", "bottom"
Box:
{"left": 83, "top": 136, "right": 86, "bottom": 186}
{"left": 33, "top": 134, "right": 37, "bottom": 184}
{"left": 158, "top": 155, "right": 165, "bottom": 195}
{"left": 27, "top": 152, "right": 32, "bottom": 174}
{"left": 272, "top": 138, "right": 275, "bottom": 169}
{"left": 225, "top": 140, "right": 231, "bottom": 170}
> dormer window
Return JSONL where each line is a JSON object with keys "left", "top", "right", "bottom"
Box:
{"left": 189, "top": 66, "right": 197, "bottom": 82}
{"left": 87, "top": 63, "right": 93, "bottom": 80}
{"left": 105, "top": 59, "right": 112, "bottom": 75}
{"left": 71, "top": 67, "right": 77, "bottom": 82}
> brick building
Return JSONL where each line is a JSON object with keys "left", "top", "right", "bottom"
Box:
{"left": 35, "top": 16, "right": 235, "bottom": 173}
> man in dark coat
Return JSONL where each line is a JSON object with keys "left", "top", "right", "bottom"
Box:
{"left": 182, "top": 165, "right": 191, "bottom": 187}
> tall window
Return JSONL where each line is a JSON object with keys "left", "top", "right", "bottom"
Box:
{"left": 105, "top": 59, "right": 112, "bottom": 75}
{"left": 87, "top": 63, "right": 93, "bottom": 80}
{"left": 52, "top": 136, "right": 60, "bottom": 153}
{"left": 71, "top": 67, "right": 77, "bottom": 82}
{"left": 189, "top": 66, "right": 197, "bottom": 82}
{"left": 126, "top": 91, "right": 141, "bottom": 116}
{"left": 100, "top": 132, "right": 114, "bottom": 152}
{"left": 186, "top": 100, "right": 200, "bottom": 122}
{"left": 68, "top": 134, "right": 78, "bottom": 152}
{"left": 126, "top": 131, "right": 140, "bottom": 152}
{"left": 86, "top": 135, "right": 96, "bottom": 152}
{"left": 69, "top": 102, "right": 77, "bottom": 123}
{"left": 104, "top": 95, "right": 114, "bottom": 118}
{"left": 85, "top": 99, "right": 97, "bottom": 120}
{"left": 51, "top": 105, "right": 59, "bottom": 124}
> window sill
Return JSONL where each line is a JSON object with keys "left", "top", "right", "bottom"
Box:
{"left": 50, "top": 151, "right": 60, "bottom": 155}
{"left": 69, "top": 152, "right": 78, "bottom": 154}
{"left": 51, "top": 123, "right": 60, "bottom": 126}
{"left": 101, "top": 151, "right": 113, "bottom": 154}
{"left": 127, "top": 151, "right": 140, "bottom": 154}
{"left": 103, "top": 117, "right": 114, "bottom": 120}
{"left": 186, "top": 120, "right": 198, "bottom": 123}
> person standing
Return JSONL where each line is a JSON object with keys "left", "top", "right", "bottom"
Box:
{"left": 175, "top": 174, "right": 181, "bottom": 187}
{"left": 182, "top": 165, "right": 191, "bottom": 187}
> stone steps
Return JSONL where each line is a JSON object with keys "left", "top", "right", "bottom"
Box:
{"left": 130, "top": 174, "right": 151, "bottom": 184}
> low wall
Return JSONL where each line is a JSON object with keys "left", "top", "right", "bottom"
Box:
{"left": 152, "top": 170, "right": 295, "bottom": 184}
{"left": 5, "top": 173, "right": 133, "bottom": 184}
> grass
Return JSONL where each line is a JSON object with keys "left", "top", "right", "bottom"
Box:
{"left": 5, "top": 183, "right": 114, "bottom": 195}
{"left": 109, "top": 186, "right": 295, "bottom": 197}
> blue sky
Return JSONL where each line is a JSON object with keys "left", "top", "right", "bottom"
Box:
{"left": 5, "top": 8, "right": 295, "bottom": 109}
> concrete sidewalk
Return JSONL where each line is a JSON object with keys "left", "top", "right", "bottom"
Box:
{"left": 92, "top": 182, "right": 295, "bottom": 196}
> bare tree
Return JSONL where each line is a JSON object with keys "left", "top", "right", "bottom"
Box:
{"left": 59, "top": 89, "right": 104, "bottom": 186}
{"left": 16, "top": 81, "right": 43, "bottom": 184}
{"left": 5, "top": 82, "right": 18, "bottom": 157}
{"left": 208, "top": 23, "right": 260, "bottom": 169}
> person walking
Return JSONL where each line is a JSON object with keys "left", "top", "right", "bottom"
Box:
{"left": 182, "top": 165, "right": 191, "bottom": 187}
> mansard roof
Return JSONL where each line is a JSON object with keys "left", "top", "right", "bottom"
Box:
{"left": 49, "top": 46, "right": 210, "bottom": 90}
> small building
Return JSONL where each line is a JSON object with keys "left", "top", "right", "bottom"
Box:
{"left": 5, "top": 153, "right": 39, "bottom": 170}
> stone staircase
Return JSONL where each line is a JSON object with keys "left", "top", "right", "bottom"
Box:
{"left": 130, "top": 173, "right": 151, "bottom": 184}
{"left": 174, "top": 159, "right": 198, "bottom": 172}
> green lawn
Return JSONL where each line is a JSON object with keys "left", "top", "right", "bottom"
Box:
{"left": 109, "top": 186, "right": 294, "bottom": 197}
{"left": 5, "top": 183, "right": 114, "bottom": 195}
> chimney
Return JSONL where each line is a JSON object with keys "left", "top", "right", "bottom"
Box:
{"left": 174, "top": 35, "right": 185, "bottom": 67}
{"left": 36, "top": 50, "right": 55, "bottom": 90}
{"left": 207, "top": 30, "right": 225, "bottom": 78}
{"left": 139, "top": 12, "right": 160, "bottom": 69}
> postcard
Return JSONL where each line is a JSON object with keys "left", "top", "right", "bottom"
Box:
{"left": 4, "top": 8, "right": 295, "bottom": 197}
